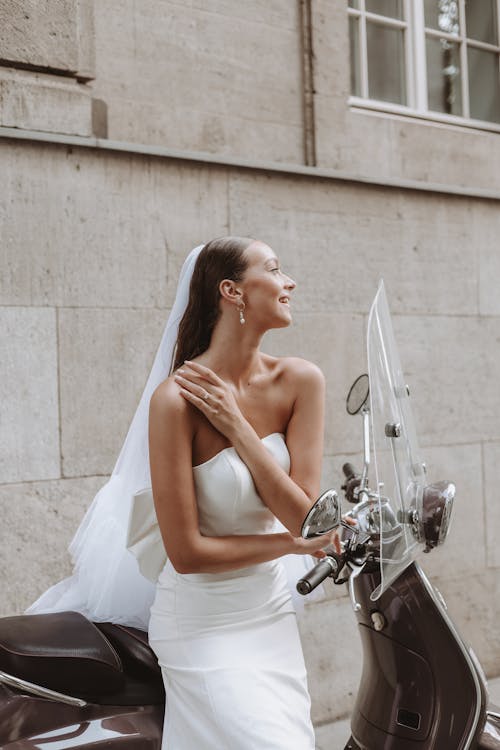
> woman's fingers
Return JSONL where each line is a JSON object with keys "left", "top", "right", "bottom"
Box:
{"left": 183, "top": 360, "right": 224, "bottom": 387}
{"left": 177, "top": 386, "right": 213, "bottom": 414}
{"left": 174, "top": 374, "right": 211, "bottom": 402}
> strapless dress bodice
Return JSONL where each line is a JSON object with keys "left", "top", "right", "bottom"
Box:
{"left": 192, "top": 432, "right": 290, "bottom": 538}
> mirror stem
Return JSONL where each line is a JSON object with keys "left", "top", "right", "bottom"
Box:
{"left": 360, "top": 408, "right": 370, "bottom": 491}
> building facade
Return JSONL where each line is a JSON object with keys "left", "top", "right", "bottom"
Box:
{"left": 1, "top": 0, "right": 500, "bottom": 733}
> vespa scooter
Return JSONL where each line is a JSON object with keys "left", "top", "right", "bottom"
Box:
{"left": 298, "top": 281, "right": 500, "bottom": 750}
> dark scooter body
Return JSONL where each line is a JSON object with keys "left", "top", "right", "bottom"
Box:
{"left": 345, "top": 563, "right": 500, "bottom": 749}
{"left": 0, "top": 612, "right": 165, "bottom": 749}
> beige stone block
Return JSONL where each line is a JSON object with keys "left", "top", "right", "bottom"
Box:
{"left": 483, "top": 442, "right": 500, "bottom": 568}
{"left": 414, "top": 443, "right": 485, "bottom": 580}
{"left": 0, "top": 70, "right": 92, "bottom": 136}
{"left": 393, "top": 315, "right": 500, "bottom": 446}
{"left": 0, "top": 0, "right": 81, "bottom": 74}
{"left": 228, "top": 172, "right": 478, "bottom": 316}
{"left": 262, "top": 312, "right": 366, "bottom": 455}
{"left": 312, "top": 0, "right": 350, "bottom": 99}
{"left": 0, "top": 143, "right": 228, "bottom": 307}
{"left": 58, "top": 307, "right": 168, "bottom": 477}
{"left": 91, "top": 1, "right": 303, "bottom": 160}
{"left": 104, "top": 97, "right": 304, "bottom": 163}
{"left": 76, "top": 0, "right": 95, "bottom": 80}
{"left": 435, "top": 569, "right": 500, "bottom": 677}
{"left": 0, "top": 475, "right": 104, "bottom": 616}
{"left": 478, "top": 202, "right": 500, "bottom": 316}
{"left": 0, "top": 307, "right": 59, "bottom": 484}
{"left": 298, "top": 595, "right": 362, "bottom": 725}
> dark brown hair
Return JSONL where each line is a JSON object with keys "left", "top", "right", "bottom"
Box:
{"left": 171, "top": 236, "right": 254, "bottom": 372}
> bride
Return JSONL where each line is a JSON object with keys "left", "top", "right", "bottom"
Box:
{"left": 148, "top": 236, "right": 335, "bottom": 748}
{"left": 27, "top": 235, "right": 338, "bottom": 749}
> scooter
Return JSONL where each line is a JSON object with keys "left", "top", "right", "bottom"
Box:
{"left": 0, "top": 282, "right": 498, "bottom": 749}
{"left": 298, "top": 281, "right": 500, "bottom": 749}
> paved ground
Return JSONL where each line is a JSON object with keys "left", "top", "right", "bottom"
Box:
{"left": 315, "top": 675, "right": 500, "bottom": 749}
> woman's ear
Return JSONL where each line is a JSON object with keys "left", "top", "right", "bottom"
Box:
{"left": 219, "top": 279, "right": 243, "bottom": 305}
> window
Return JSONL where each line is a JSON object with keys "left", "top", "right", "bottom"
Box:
{"left": 348, "top": 0, "right": 500, "bottom": 128}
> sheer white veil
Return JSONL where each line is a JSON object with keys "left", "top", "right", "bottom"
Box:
{"left": 25, "top": 242, "right": 322, "bottom": 631}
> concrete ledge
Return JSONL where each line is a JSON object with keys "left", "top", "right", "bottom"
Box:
{"left": 1, "top": 126, "right": 500, "bottom": 201}
{"left": 0, "top": 71, "right": 91, "bottom": 136}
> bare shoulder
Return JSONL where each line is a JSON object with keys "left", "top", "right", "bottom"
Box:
{"left": 270, "top": 355, "right": 325, "bottom": 388}
{"left": 149, "top": 375, "right": 193, "bottom": 427}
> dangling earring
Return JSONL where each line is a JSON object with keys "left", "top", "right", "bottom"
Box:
{"left": 238, "top": 302, "right": 246, "bottom": 325}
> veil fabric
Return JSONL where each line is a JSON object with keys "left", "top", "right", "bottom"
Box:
{"left": 25, "top": 243, "right": 323, "bottom": 631}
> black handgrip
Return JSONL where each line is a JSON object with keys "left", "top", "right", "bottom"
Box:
{"left": 342, "top": 462, "right": 358, "bottom": 480}
{"left": 296, "top": 556, "right": 340, "bottom": 595}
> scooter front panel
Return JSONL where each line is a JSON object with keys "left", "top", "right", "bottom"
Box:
{"left": 349, "top": 564, "right": 487, "bottom": 749}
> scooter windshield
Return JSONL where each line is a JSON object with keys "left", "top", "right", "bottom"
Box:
{"left": 367, "top": 281, "right": 427, "bottom": 600}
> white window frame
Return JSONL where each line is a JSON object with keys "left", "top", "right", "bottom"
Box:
{"left": 347, "top": 0, "right": 500, "bottom": 134}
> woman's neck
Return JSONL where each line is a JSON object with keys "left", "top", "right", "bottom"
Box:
{"left": 199, "top": 317, "right": 267, "bottom": 388}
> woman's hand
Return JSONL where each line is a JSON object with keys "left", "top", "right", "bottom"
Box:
{"left": 174, "top": 360, "right": 245, "bottom": 439}
{"left": 291, "top": 529, "right": 341, "bottom": 558}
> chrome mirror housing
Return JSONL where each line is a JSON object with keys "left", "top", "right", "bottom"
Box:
{"left": 301, "top": 489, "right": 341, "bottom": 539}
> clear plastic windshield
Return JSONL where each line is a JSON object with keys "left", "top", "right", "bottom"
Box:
{"left": 367, "top": 281, "right": 427, "bottom": 600}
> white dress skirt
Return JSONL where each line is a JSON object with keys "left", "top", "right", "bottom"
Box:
{"left": 148, "top": 432, "right": 316, "bottom": 749}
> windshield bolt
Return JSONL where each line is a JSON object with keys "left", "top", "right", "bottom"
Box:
{"left": 385, "top": 422, "right": 402, "bottom": 438}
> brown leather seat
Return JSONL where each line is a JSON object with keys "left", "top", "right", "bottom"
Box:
{"left": 0, "top": 611, "right": 123, "bottom": 696}
{"left": 0, "top": 611, "right": 165, "bottom": 705}
{"left": 94, "top": 621, "right": 165, "bottom": 705}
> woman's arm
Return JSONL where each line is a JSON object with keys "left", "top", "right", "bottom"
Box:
{"left": 175, "top": 358, "right": 326, "bottom": 537}
{"left": 149, "top": 378, "right": 330, "bottom": 574}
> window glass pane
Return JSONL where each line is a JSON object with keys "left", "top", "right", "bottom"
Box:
{"left": 367, "top": 22, "right": 406, "bottom": 103}
{"left": 365, "top": 0, "right": 403, "bottom": 19}
{"left": 465, "top": 0, "right": 498, "bottom": 45}
{"left": 468, "top": 47, "right": 500, "bottom": 123}
{"left": 424, "top": 0, "right": 460, "bottom": 36}
{"left": 349, "top": 15, "right": 362, "bottom": 96}
{"left": 426, "top": 36, "right": 462, "bottom": 115}
{"left": 348, "top": 0, "right": 360, "bottom": 7}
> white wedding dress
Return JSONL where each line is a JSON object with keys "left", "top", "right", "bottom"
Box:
{"left": 147, "top": 432, "right": 316, "bottom": 749}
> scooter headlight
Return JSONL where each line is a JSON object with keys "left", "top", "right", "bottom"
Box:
{"left": 420, "top": 480, "right": 455, "bottom": 552}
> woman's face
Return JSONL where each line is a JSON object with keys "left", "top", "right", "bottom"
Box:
{"left": 238, "top": 241, "right": 296, "bottom": 329}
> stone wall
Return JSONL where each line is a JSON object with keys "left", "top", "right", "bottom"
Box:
{"left": 1, "top": 139, "right": 499, "bottom": 726}
{"left": 1, "top": 0, "right": 499, "bottom": 729}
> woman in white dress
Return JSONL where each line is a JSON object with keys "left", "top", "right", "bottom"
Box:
{"left": 147, "top": 236, "right": 335, "bottom": 749}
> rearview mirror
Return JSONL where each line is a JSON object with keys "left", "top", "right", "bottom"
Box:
{"left": 301, "top": 489, "right": 341, "bottom": 539}
{"left": 346, "top": 373, "right": 369, "bottom": 415}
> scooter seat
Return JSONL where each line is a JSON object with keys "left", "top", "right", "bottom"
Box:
{"left": 0, "top": 611, "right": 124, "bottom": 696}
{"left": 93, "top": 622, "right": 165, "bottom": 705}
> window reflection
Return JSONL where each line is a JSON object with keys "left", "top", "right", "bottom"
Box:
{"left": 365, "top": 0, "right": 403, "bottom": 19}
{"left": 468, "top": 47, "right": 500, "bottom": 123}
{"left": 426, "top": 37, "right": 462, "bottom": 115}
{"left": 367, "top": 22, "right": 406, "bottom": 104}
{"left": 424, "top": 0, "right": 460, "bottom": 35}
{"left": 465, "top": 0, "right": 498, "bottom": 45}
{"left": 349, "top": 16, "right": 362, "bottom": 97}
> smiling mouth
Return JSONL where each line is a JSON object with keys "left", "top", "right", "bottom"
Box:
{"left": 278, "top": 296, "right": 290, "bottom": 305}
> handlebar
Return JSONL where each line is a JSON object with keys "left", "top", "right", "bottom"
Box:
{"left": 296, "top": 554, "right": 343, "bottom": 595}
{"left": 342, "top": 462, "right": 357, "bottom": 480}
{"left": 342, "top": 463, "right": 362, "bottom": 504}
